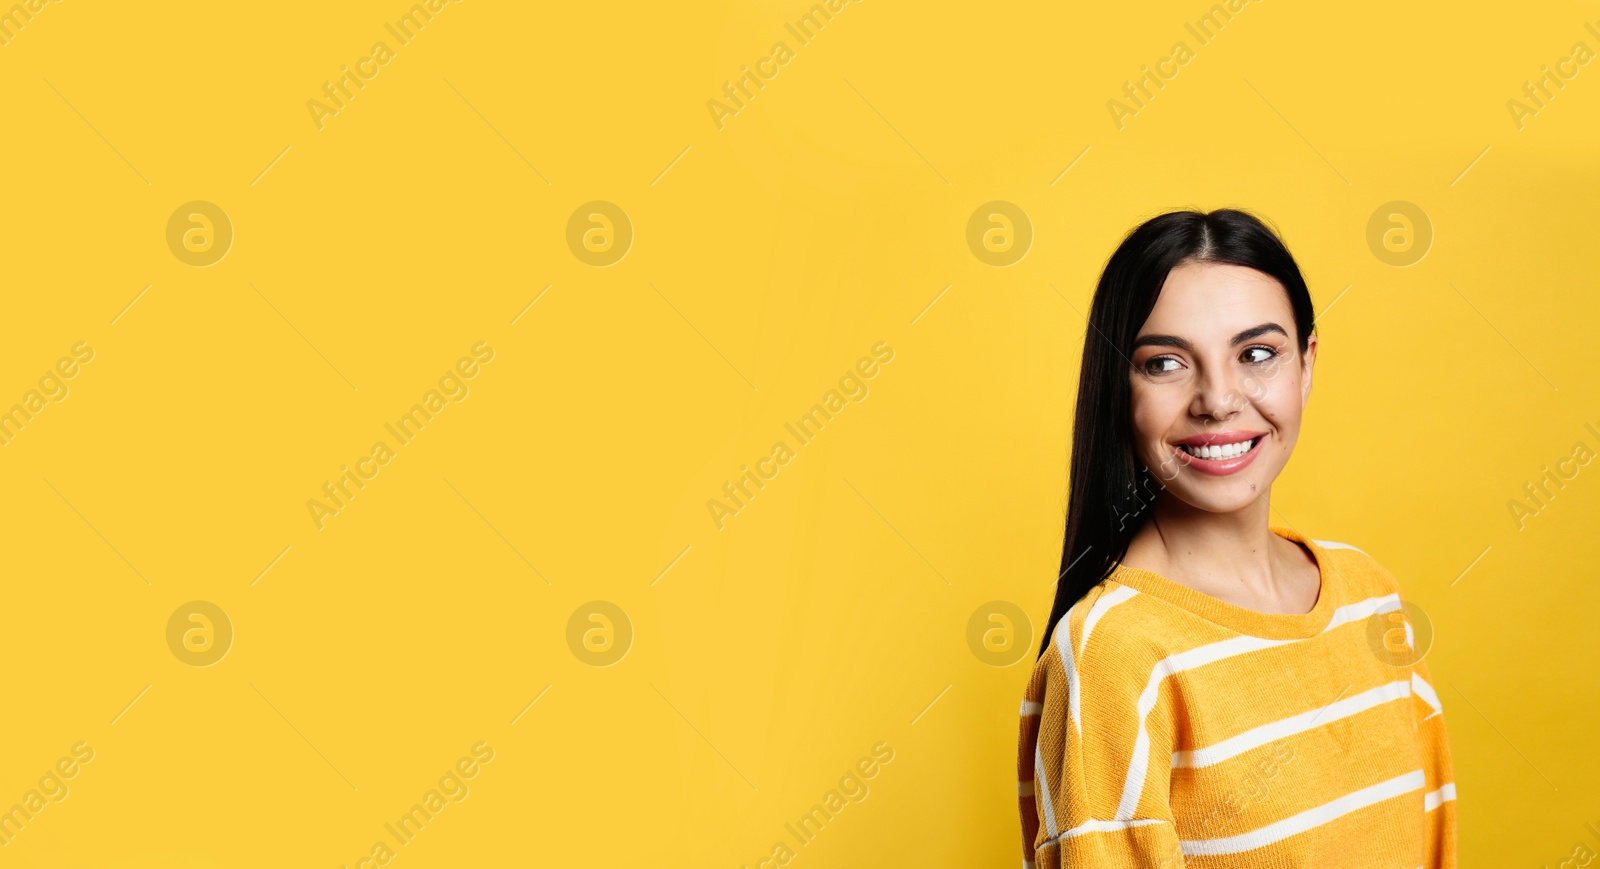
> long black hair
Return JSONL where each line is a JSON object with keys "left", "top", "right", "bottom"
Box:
{"left": 1037, "top": 208, "right": 1317, "bottom": 659}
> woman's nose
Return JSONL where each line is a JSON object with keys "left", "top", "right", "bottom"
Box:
{"left": 1191, "top": 368, "right": 1245, "bottom": 419}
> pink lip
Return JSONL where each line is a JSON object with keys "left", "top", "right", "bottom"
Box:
{"left": 1172, "top": 432, "right": 1267, "bottom": 476}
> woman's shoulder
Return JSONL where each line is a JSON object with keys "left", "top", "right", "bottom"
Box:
{"left": 1033, "top": 580, "right": 1189, "bottom": 682}
{"left": 1307, "top": 535, "right": 1408, "bottom": 600}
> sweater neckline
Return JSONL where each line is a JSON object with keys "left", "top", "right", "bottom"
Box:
{"left": 1107, "top": 525, "right": 1337, "bottom": 640}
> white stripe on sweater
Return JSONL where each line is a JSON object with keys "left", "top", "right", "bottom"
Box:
{"left": 1323, "top": 593, "right": 1402, "bottom": 632}
{"left": 1055, "top": 600, "right": 1084, "bottom": 738}
{"left": 1412, "top": 672, "right": 1443, "bottom": 720}
{"left": 1067, "top": 586, "right": 1139, "bottom": 734}
{"left": 1171, "top": 680, "right": 1411, "bottom": 769}
{"left": 1081, "top": 585, "right": 1140, "bottom": 657}
{"left": 1424, "top": 782, "right": 1456, "bottom": 811}
{"left": 1034, "top": 743, "right": 1059, "bottom": 841}
{"left": 1038, "top": 816, "right": 1168, "bottom": 850}
{"left": 1180, "top": 770, "right": 1425, "bottom": 856}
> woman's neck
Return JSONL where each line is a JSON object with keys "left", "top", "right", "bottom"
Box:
{"left": 1120, "top": 492, "right": 1320, "bottom": 615}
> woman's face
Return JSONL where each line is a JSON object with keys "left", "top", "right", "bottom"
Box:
{"left": 1127, "top": 260, "right": 1317, "bottom": 514}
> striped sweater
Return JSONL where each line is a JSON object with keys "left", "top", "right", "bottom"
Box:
{"left": 1017, "top": 526, "right": 1457, "bottom": 868}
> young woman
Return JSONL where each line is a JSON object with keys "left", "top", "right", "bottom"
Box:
{"left": 1016, "top": 209, "right": 1456, "bottom": 868}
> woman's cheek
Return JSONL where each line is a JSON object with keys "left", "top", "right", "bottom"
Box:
{"left": 1257, "top": 383, "right": 1303, "bottom": 448}
{"left": 1128, "top": 388, "right": 1173, "bottom": 470}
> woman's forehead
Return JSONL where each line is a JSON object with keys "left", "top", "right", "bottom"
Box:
{"left": 1142, "top": 262, "right": 1293, "bottom": 331}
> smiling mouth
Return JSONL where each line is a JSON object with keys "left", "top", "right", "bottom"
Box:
{"left": 1170, "top": 432, "right": 1268, "bottom": 475}
{"left": 1177, "top": 438, "right": 1259, "bottom": 460}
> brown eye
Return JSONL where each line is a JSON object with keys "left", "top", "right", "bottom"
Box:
{"left": 1241, "top": 346, "right": 1276, "bottom": 364}
{"left": 1144, "top": 357, "right": 1181, "bottom": 375}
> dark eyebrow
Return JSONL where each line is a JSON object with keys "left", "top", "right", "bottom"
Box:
{"left": 1230, "top": 323, "right": 1289, "bottom": 345}
{"left": 1131, "top": 322, "right": 1288, "bottom": 353}
{"left": 1131, "top": 333, "right": 1194, "bottom": 353}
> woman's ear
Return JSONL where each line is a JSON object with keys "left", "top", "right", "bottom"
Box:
{"left": 1300, "top": 333, "right": 1318, "bottom": 406}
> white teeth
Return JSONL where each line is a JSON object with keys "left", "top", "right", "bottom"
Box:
{"left": 1182, "top": 438, "right": 1255, "bottom": 459}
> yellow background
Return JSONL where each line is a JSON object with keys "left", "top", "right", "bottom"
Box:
{"left": 1, "top": 0, "right": 1597, "bottom": 865}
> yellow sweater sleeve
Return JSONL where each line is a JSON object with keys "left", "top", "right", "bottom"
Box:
{"left": 1409, "top": 651, "right": 1458, "bottom": 868}
{"left": 1019, "top": 596, "right": 1187, "bottom": 869}
{"left": 1370, "top": 550, "right": 1459, "bottom": 868}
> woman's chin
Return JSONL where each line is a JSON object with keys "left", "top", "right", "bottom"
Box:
{"left": 1165, "top": 476, "right": 1274, "bottom": 515}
